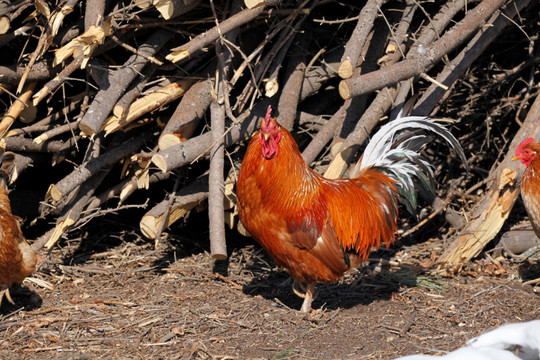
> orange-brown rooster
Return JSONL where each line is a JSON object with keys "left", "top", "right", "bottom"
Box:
{"left": 236, "top": 106, "right": 466, "bottom": 312}
{"left": 513, "top": 138, "right": 540, "bottom": 239}
{"left": 0, "top": 150, "right": 38, "bottom": 304}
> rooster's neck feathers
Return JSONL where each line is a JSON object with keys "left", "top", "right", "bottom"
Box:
{"left": 256, "top": 126, "right": 321, "bottom": 200}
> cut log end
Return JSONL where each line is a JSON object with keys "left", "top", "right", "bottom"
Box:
{"left": 244, "top": 0, "right": 268, "bottom": 9}
{"left": 78, "top": 122, "right": 97, "bottom": 137}
{"left": 46, "top": 184, "right": 64, "bottom": 203}
{"left": 153, "top": 0, "right": 201, "bottom": 20}
{"left": 133, "top": 0, "right": 152, "bottom": 8}
{"left": 324, "top": 146, "right": 355, "bottom": 180}
{"left": 166, "top": 49, "right": 191, "bottom": 63}
{"left": 153, "top": 0, "right": 175, "bottom": 20}
{"left": 20, "top": 104, "right": 37, "bottom": 124}
{"left": 151, "top": 154, "right": 168, "bottom": 173}
{"left": 33, "top": 134, "right": 48, "bottom": 145}
{"left": 237, "top": 221, "right": 251, "bottom": 237}
{"left": 0, "top": 17, "right": 10, "bottom": 35}
{"left": 265, "top": 78, "right": 279, "bottom": 98}
{"left": 338, "top": 59, "right": 353, "bottom": 79}
{"left": 140, "top": 215, "right": 160, "bottom": 240}
{"left": 212, "top": 253, "right": 227, "bottom": 260}
{"left": 158, "top": 133, "right": 183, "bottom": 151}
{"left": 338, "top": 80, "right": 351, "bottom": 100}
{"left": 112, "top": 104, "right": 126, "bottom": 119}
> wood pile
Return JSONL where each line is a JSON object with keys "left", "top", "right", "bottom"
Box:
{"left": 0, "top": 0, "right": 537, "bottom": 270}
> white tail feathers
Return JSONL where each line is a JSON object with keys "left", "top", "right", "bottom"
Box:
{"left": 358, "top": 116, "right": 468, "bottom": 214}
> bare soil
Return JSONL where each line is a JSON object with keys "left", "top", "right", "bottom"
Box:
{"left": 0, "top": 2, "right": 538, "bottom": 359}
{"left": 1, "top": 218, "right": 539, "bottom": 360}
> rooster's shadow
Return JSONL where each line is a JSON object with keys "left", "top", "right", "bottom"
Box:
{"left": 239, "top": 252, "right": 417, "bottom": 312}
{"left": 0, "top": 284, "right": 43, "bottom": 315}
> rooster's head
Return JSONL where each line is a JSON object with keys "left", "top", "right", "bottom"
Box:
{"left": 513, "top": 138, "right": 537, "bottom": 167}
{"left": 259, "top": 105, "right": 281, "bottom": 159}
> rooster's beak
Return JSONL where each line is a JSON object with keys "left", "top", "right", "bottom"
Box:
{"left": 263, "top": 133, "right": 270, "bottom": 141}
{"left": 511, "top": 156, "right": 520, "bottom": 161}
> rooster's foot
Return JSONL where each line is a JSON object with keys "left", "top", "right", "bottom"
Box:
{"left": 292, "top": 280, "right": 318, "bottom": 312}
{"left": 292, "top": 279, "right": 307, "bottom": 298}
{"left": 0, "top": 286, "right": 14, "bottom": 305}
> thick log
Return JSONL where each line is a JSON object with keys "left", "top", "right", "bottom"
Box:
{"left": 151, "top": 59, "right": 337, "bottom": 172}
{"left": 208, "top": 100, "right": 227, "bottom": 260}
{"left": 158, "top": 79, "right": 213, "bottom": 150}
{"left": 152, "top": 97, "right": 276, "bottom": 173}
{"left": 1, "top": 136, "right": 80, "bottom": 153}
{"left": 390, "top": 0, "right": 466, "bottom": 119}
{"left": 338, "top": 0, "right": 387, "bottom": 79}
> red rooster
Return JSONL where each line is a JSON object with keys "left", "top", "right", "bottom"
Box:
{"left": 0, "top": 150, "right": 38, "bottom": 304}
{"left": 513, "top": 138, "right": 540, "bottom": 238}
{"left": 236, "top": 106, "right": 466, "bottom": 312}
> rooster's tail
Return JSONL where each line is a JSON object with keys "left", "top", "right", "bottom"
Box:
{"left": 354, "top": 116, "right": 468, "bottom": 214}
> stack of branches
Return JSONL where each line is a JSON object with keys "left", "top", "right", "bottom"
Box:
{"left": 0, "top": 0, "right": 537, "bottom": 271}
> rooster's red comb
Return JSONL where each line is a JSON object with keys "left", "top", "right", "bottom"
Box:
{"left": 516, "top": 138, "right": 535, "bottom": 156}
{"left": 265, "top": 105, "right": 273, "bottom": 125}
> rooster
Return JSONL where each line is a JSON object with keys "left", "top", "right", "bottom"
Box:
{"left": 512, "top": 138, "right": 540, "bottom": 239}
{"left": 236, "top": 106, "right": 466, "bottom": 312}
{"left": 0, "top": 150, "right": 38, "bottom": 305}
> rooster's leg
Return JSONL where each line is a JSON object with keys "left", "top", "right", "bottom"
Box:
{"left": 300, "top": 283, "right": 316, "bottom": 313}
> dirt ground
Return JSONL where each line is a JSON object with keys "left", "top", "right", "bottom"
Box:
{"left": 1, "top": 215, "right": 539, "bottom": 360}
{"left": 0, "top": 1, "right": 538, "bottom": 358}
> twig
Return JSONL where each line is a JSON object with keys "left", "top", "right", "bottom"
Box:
{"left": 154, "top": 175, "right": 181, "bottom": 249}
{"left": 33, "top": 119, "right": 81, "bottom": 144}
{"left": 166, "top": 0, "right": 282, "bottom": 63}
{"left": 140, "top": 176, "right": 208, "bottom": 239}
{"left": 0, "top": 81, "right": 37, "bottom": 138}
{"left": 33, "top": 55, "right": 84, "bottom": 105}
{"left": 46, "top": 132, "right": 152, "bottom": 203}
